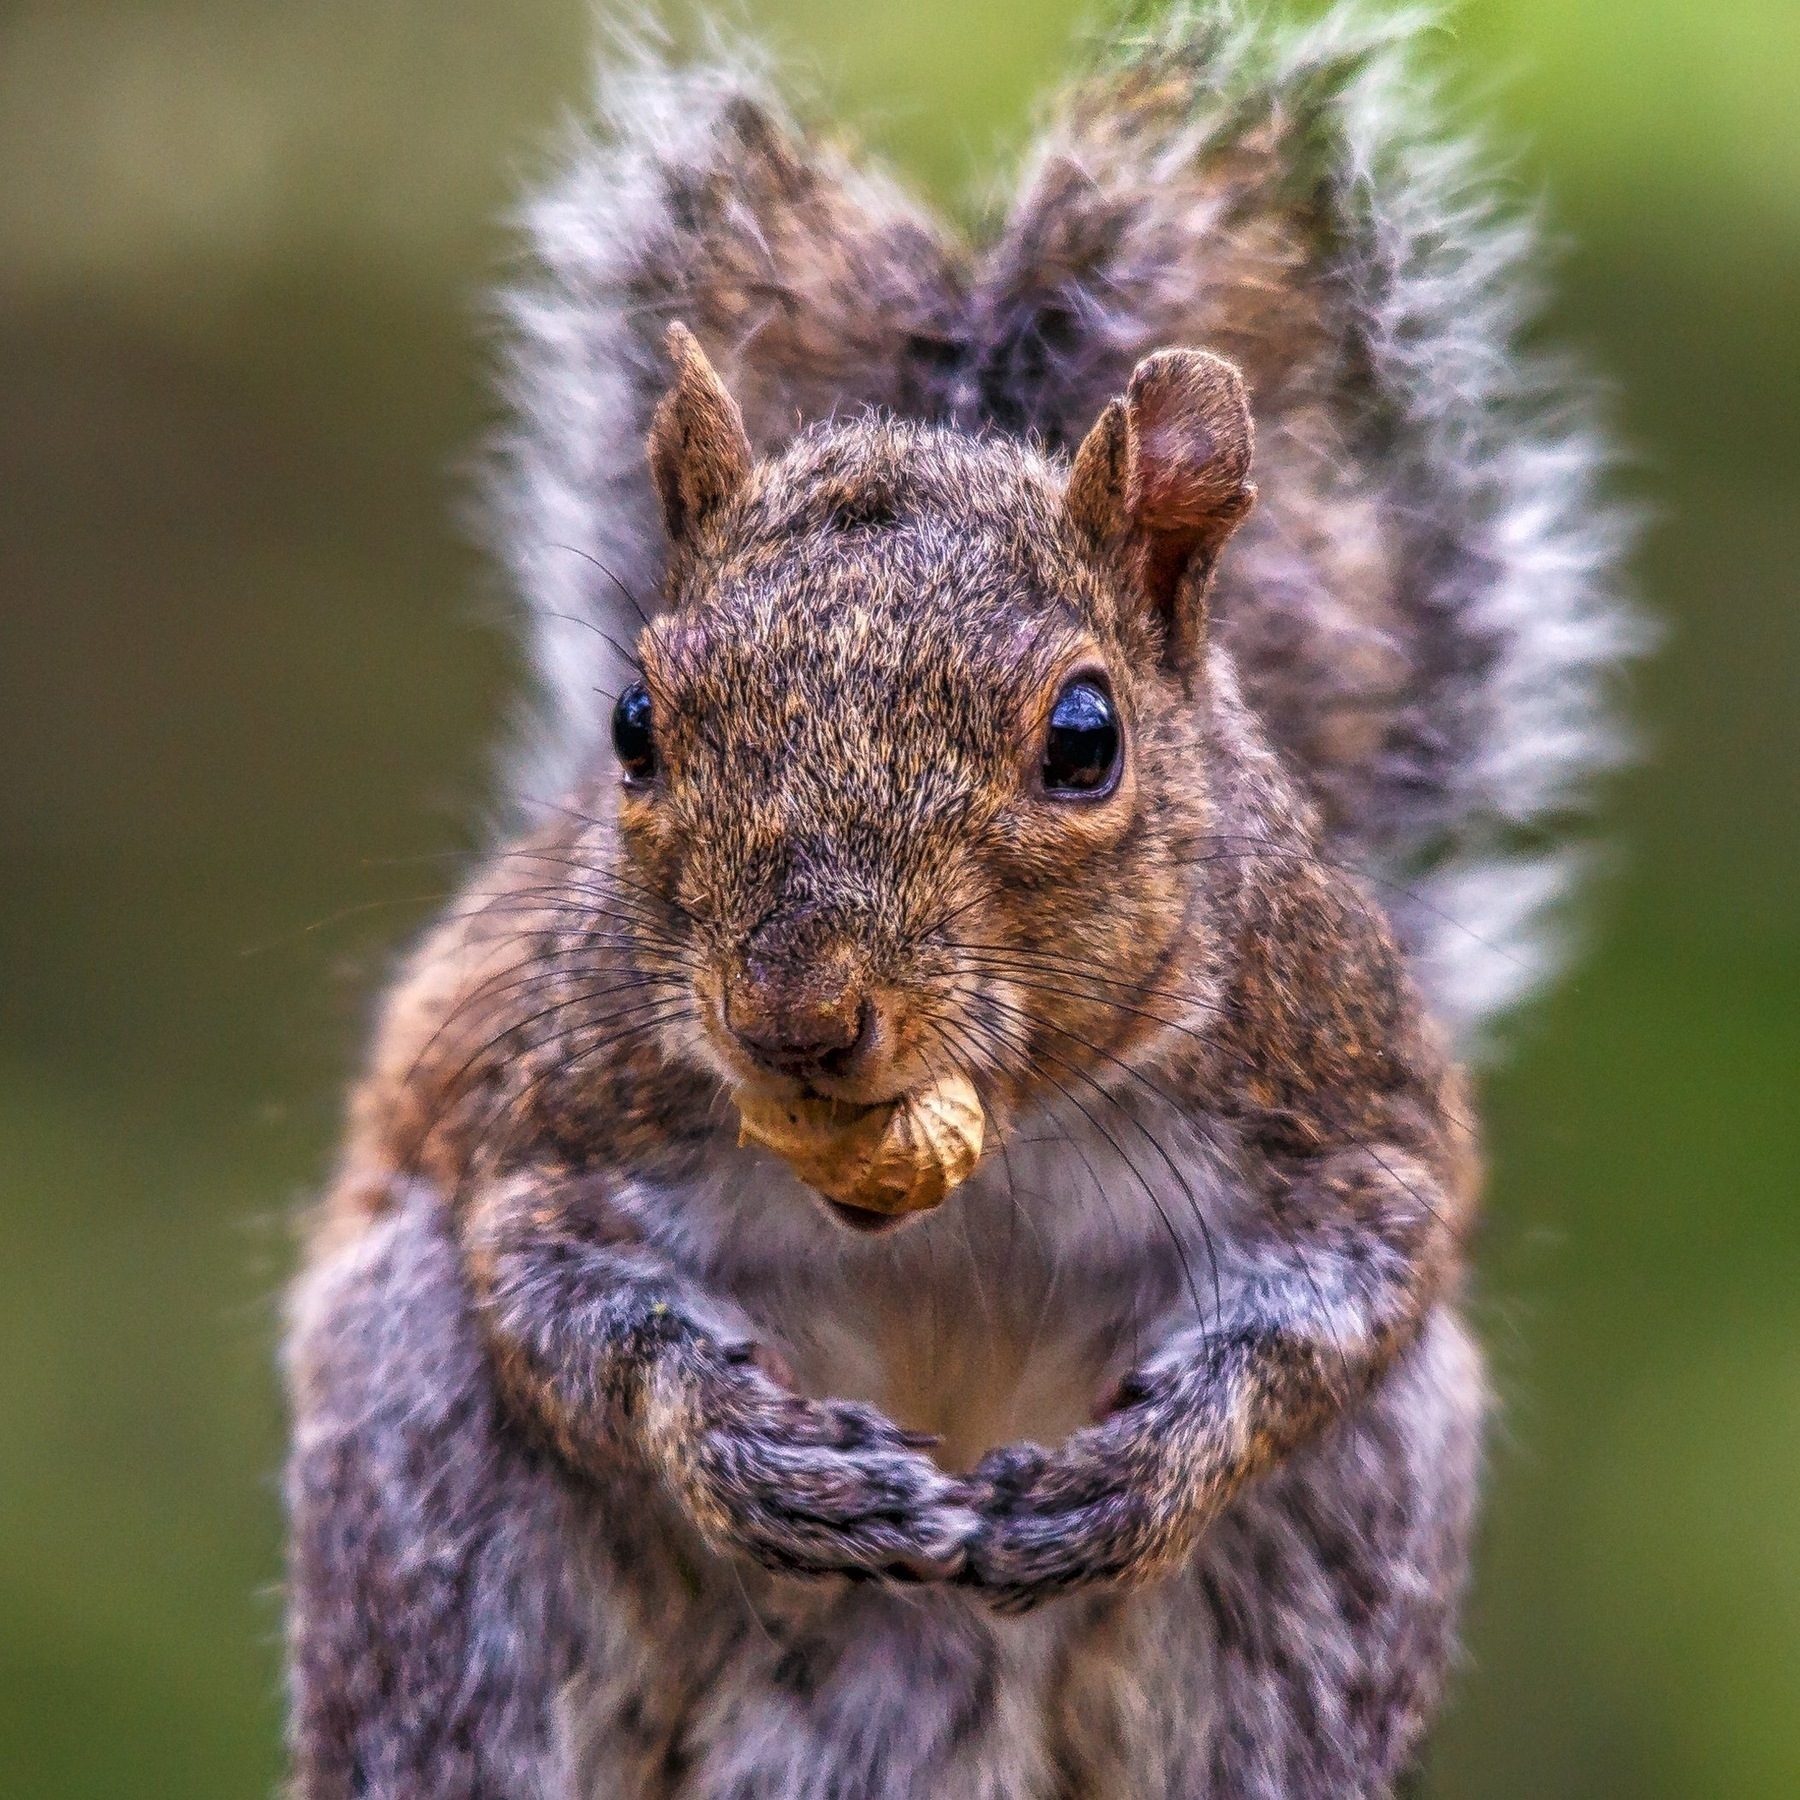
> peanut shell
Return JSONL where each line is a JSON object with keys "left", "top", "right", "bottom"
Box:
{"left": 735, "top": 1072, "right": 985, "bottom": 1215}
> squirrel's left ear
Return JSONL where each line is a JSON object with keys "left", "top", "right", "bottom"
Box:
{"left": 1064, "top": 349, "right": 1255, "bottom": 670}
{"left": 648, "top": 323, "right": 754, "bottom": 550}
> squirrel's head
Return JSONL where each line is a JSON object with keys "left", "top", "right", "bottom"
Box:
{"left": 608, "top": 324, "right": 1255, "bottom": 1224}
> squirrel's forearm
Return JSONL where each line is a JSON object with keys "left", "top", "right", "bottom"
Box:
{"left": 968, "top": 1141, "right": 1464, "bottom": 1606}
{"left": 459, "top": 1168, "right": 977, "bottom": 1580}
{"left": 458, "top": 1169, "right": 750, "bottom": 1483}
{"left": 1187, "top": 1143, "right": 1463, "bottom": 1468}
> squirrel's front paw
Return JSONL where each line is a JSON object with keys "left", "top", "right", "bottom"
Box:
{"left": 958, "top": 1409, "right": 1186, "bottom": 1612}
{"left": 651, "top": 1349, "right": 976, "bottom": 1582}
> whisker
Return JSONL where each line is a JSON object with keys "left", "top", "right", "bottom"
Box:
{"left": 948, "top": 954, "right": 1237, "bottom": 1045}
{"left": 922, "top": 1011, "right": 1137, "bottom": 1363}
{"left": 406, "top": 975, "right": 695, "bottom": 1145}
{"left": 947, "top": 1000, "right": 1210, "bottom": 1328}
{"left": 968, "top": 991, "right": 1224, "bottom": 1328}
{"left": 238, "top": 890, "right": 461, "bottom": 957}
{"left": 535, "top": 607, "right": 646, "bottom": 676}
{"left": 1160, "top": 833, "right": 1534, "bottom": 971}
{"left": 943, "top": 939, "right": 1247, "bottom": 1025}
{"left": 438, "top": 999, "right": 702, "bottom": 1206}
{"left": 947, "top": 945, "right": 1479, "bottom": 1139}
{"left": 543, "top": 542, "right": 654, "bottom": 631}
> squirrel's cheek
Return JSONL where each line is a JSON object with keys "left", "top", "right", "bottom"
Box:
{"left": 616, "top": 790, "right": 681, "bottom": 862}
{"left": 988, "top": 764, "right": 1141, "bottom": 881}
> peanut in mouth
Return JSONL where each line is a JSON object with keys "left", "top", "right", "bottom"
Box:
{"left": 733, "top": 1073, "right": 984, "bottom": 1216}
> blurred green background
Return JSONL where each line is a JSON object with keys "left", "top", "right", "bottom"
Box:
{"left": 1, "top": 1, "right": 1795, "bottom": 1793}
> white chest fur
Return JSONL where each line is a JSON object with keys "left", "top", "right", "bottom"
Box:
{"left": 630, "top": 1099, "right": 1242, "bottom": 1471}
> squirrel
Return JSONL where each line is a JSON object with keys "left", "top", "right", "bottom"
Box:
{"left": 284, "top": 5, "right": 1638, "bottom": 1797}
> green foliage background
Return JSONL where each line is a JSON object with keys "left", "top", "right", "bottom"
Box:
{"left": 1, "top": 2, "right": 1795, "bottom": 1793}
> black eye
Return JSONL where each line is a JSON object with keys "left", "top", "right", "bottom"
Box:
{"left": 1042, "top": 679, "right": 1121, "bottom": 796}
{"left": 612, "top": 681, "right": 656, "bottom": 782}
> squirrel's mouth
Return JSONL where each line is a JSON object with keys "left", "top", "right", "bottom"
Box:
{"left": 819, "top": 1196, "right": 913, "bottom": 1235}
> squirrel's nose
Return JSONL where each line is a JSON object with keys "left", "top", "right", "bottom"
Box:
{"left": 730, "top": 997, "right": 871, "bottom": 1080}
{"left": 724, "top": 936, "right": 871, "bottom": 1082}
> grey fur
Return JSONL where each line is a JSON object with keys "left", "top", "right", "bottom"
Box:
{"left": 285, "top": 1189, "right": 583, "bottom": 1797}
{"left": 290, "top": 1170, "right": 1482, "bottom": 1798}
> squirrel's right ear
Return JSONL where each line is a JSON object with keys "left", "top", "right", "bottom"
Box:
{"left": 647, "top": 323, "right": 754, "bottom": 549}
{"left": 1065, "top": 349, "right": 1255, "bottom": 670}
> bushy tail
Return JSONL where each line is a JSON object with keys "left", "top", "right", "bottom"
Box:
{"left": 487, "top": 3, "right": 1643, "bottom": 1051}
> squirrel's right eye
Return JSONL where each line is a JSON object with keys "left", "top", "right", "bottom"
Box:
{"left": 612, "top": 681, "right": 656, "bottom": 782}
{"left": 1042, "top": 678, "right": 1121, "bottom": 797}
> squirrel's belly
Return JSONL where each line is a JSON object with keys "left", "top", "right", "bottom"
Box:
{"left": 788, "top": 1290, "right": 1110, "bottom": 1473}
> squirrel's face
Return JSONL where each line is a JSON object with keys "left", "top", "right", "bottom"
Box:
{"left": 622, "top": 441, "right": 1145, "bottom": 1107}
{"left": 602, "top": 328, "right": 1255, "bottom": 1219}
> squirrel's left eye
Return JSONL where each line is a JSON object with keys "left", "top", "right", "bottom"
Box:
{"left": 612, "top": 681, "right": 656, "bottom": 782}
{"left": 1042, "top": 678, "right": 1121, "bottom": 796}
